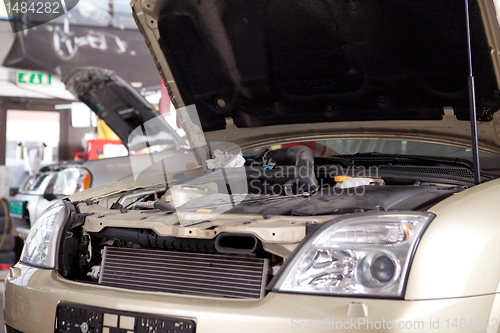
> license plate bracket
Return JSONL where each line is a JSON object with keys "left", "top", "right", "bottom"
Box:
{"left": 56, "top": 303, "right": 196, "bottom": 333}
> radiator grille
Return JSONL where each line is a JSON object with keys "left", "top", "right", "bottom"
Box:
{"left": 99, "top": 247, "right": 269, "bottom": 299}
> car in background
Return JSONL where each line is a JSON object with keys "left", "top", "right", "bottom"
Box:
{"left": 10, "top": 67, "right": 197, "bottom": 235}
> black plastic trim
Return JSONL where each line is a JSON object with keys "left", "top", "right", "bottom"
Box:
{"left": 55, "top": 302, "right": 196, "bottom": 333}
{"left": 5, "top": 324, "right": 23, "bottom": 333}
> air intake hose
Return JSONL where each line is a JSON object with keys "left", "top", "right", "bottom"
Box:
{"left": 263, "top": 146, "right": 319, "bottom": 194}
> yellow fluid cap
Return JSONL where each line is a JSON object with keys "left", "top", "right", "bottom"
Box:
{"left": 196, "top": 209, "right": 214, "bottom": 214}
{"left": 334, "top": 176, "right": 352, "bottom": 182}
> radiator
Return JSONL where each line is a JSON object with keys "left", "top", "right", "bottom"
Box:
{"left": 99, "top": 247, "right": 269, "bottom": 299}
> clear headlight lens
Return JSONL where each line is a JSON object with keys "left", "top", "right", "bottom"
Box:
{"left": 272, "top": 213, "right": 434, "bottom": 298}
{"left": 51, "top": 167, "right": 91, "bottom": 195}
{"left": 20, "top": 201, "right": 70, "bottom": 268}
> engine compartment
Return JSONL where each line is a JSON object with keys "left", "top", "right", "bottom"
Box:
{"left": 57, "top": 145, "right": 478, "bottom": 298}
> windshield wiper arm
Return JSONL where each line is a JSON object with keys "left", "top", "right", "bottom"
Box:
{"left": 334, "top": 153, "right": 475, "bottom": 172}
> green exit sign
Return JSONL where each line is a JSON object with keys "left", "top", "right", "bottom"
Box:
{"left": 16, "top": 70, "right": 52, "bottom": 85}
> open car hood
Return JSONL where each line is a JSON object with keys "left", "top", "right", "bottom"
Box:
{"left": 62, "top": 67, "right": 185, "bottom": 151}
{"left": 131, "top": 0, "right": 500, "bottom": 155}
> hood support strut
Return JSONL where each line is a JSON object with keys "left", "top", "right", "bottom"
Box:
{"left": 465, "top": 0, "right": 481, "bottom": 185}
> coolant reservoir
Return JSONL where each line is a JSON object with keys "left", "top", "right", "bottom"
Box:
{"left": 336, "top": 177, "right": 374, "bottom": 189}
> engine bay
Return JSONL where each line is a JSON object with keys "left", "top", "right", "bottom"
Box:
{"left": 57, "top": 145, "right": 482, "bottom": 298}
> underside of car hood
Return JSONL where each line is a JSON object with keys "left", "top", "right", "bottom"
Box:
{"left": 132, "top": 0, "right": 500, "bottom": 133}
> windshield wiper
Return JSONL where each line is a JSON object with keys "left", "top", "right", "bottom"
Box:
{"left": 334, "top": 152, "right": 476, "bottom": 172}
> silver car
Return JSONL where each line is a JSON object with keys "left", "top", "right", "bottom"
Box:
{"left": 10, "top": 68, "right": 196, "bottom": 231}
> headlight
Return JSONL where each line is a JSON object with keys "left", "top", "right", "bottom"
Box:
{"left": 50, "top": 168, "right": 92, "bottom": 196}
{"left": 272, "top": 212, "right": 434, "bottom": 298}
{"left": 20, "top": 201, "right": 70, "bottom": 268}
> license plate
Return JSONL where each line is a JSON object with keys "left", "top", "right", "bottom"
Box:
{"left": 56, "top": 303, "right": 196, "bottom": 333}
{"left": 9, "top": 200, "right": 26, "bottom": 218}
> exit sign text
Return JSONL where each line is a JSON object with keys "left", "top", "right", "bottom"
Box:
{"left": 16, "top": 71, "right": 52, "bottom": 85}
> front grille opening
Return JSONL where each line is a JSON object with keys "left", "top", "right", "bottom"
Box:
{"left": 218, "top": 236, "right": 255, "bottom": 250}
{"left": 214, "top": 233, "right": 258, "bottom": 254}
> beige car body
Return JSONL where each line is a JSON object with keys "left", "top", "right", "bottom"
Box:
{"left": 4, "top": 177, "right": 500, "bottom": 332}
{"left": 5, "top": 0, "right": 500, "bottom": 332}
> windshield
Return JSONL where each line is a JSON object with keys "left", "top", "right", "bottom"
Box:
{"left": 245, "top": 139, "right": 500, "bottom": 174}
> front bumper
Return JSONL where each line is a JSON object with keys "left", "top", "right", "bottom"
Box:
{"left": 4, "top": 262, "right": 500, "bottom": 333}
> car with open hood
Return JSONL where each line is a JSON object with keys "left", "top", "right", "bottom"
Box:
{"left": 5, "top": 0, "right": 500, "bottom": 332}
{"left": 10, "top": 67, "right": 196, "bottom": 233}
